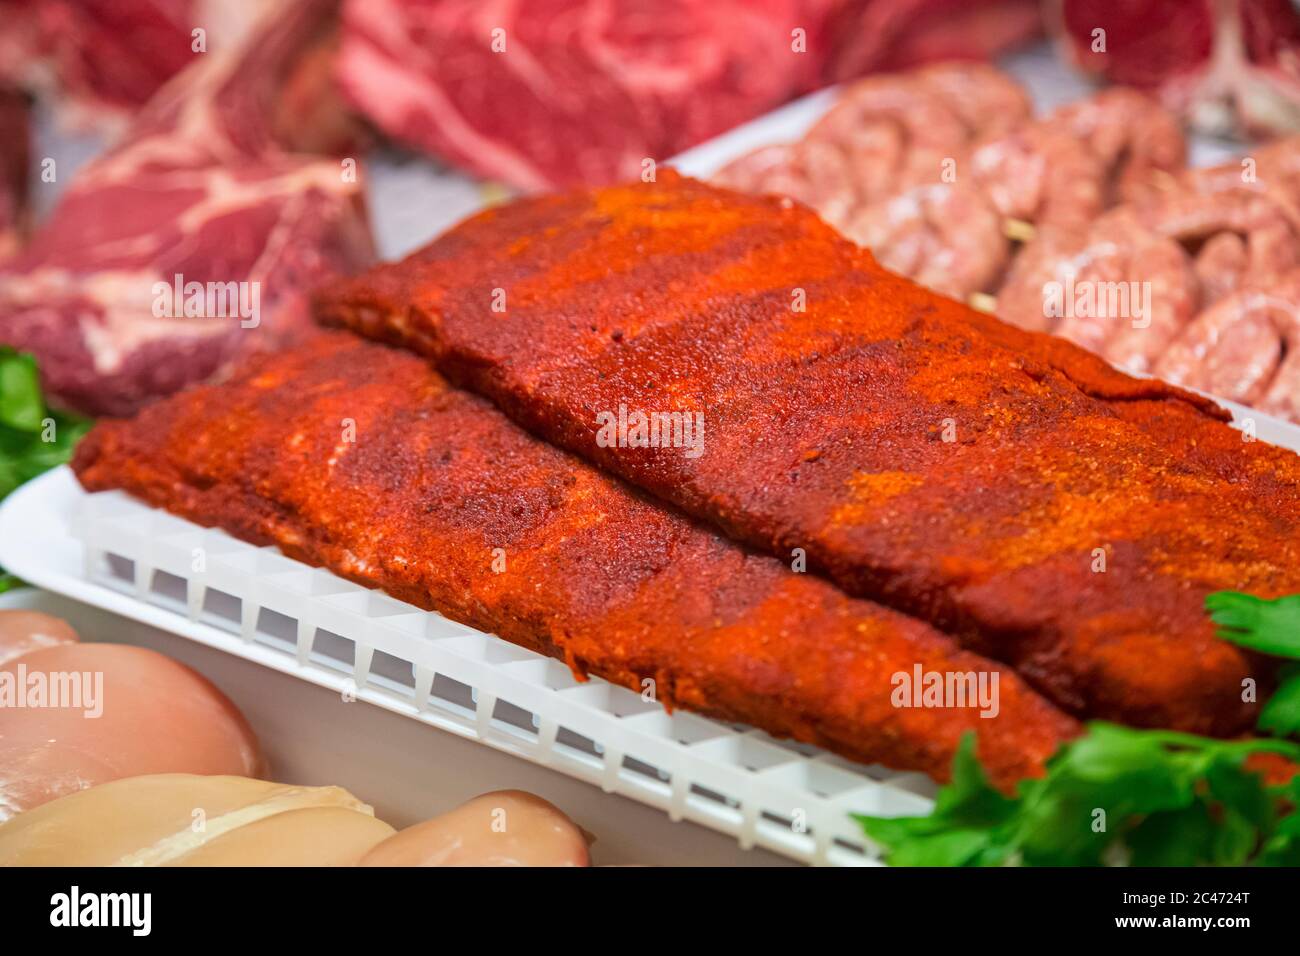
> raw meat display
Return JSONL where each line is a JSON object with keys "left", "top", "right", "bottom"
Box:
{"left": 316, "top": 172, "right": 1300, "bottom": 737}
{"left": 714, "top": 61, "right": 1300, "bottom": 425}
{"left": 997, "top": 137, "right": 1300, "bottom": 406}
{"left": 9, "top": 0, "right": 1300, "bottom": 875}
{"left": 825, "top": 0, "right": 1042, "bottom": 79}
{"left": 715, "top": 63, "right": 1035, "bottom": 297}
{"left": 715, "top": 65, "right": 1184, "bottom": 299}
{"left": 0, "top": 0, "right": 274, "bottom": 127}
{"left": 72, "top": 331, "right": 1081, "bottom": 790}
{"left": 1049, "top": 0, "right": 1300, "bottom": 138}
{"left": 0, "top": 86, "right": 29, "bottom": 258}
{"left": 0, "top": 0, "right": 374, "bottom": 416}
{"left": 335, "top": 0, "right": 1041, "bottom": 190}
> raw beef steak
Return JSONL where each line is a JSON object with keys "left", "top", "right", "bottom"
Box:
{"left": 335, "top": 0, "right": 1041, "bottom": 191}
{"left": 0, "top": 0, "right": 272, "bottom": 127}
{"left": 0, "top": 0, "right": 374, "bottom": 416}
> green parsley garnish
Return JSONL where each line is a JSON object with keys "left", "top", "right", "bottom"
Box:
{"left": 856, "top": 726, "right": 1300, "bottom": 866}
{"left": 858, "top": 589, "right": 1300, "bottom": 865}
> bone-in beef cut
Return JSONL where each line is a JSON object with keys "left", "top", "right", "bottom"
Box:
{"left": 0, "top": 0, "right": 374, "bottom": 416}
{"left": 1050, "top": 0, "right": 1300, "bottom": 137}
{"left": 72, "top": 331, "right": 1080, "bottom": 789}
{"left": 317, "top": 172, "right": 1300, "bottom": 737}
{"left": 335, "top": 0, "right": 1041, "bottom": 191}
{"left": 0, "top": 87, "right": 29, "bottom": 258}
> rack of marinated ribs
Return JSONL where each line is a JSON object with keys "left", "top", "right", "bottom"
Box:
{"left": 71, "top": 331, "right": 1080, "bottom": 792}
{"left": 315, "top": 171, "right": 1300, "bottom": 738}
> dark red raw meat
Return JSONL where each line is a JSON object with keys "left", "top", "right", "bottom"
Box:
{"left": 0, "top": 87, "right": 30, "bottom": 258}
{"left": 335, "top": 0, "right": 1040, "bottom": 190}
{"left": 0, "top": 0, "right": 374, "bottom": 416}
{"left": 0, "top": 0, "right": 257, "bottom": 123}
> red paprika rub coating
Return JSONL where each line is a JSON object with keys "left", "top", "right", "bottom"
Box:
{"left": 315, "top": 171, "right": 1300, "bottom": 737}
{"left": 71, "top": 332, "right": 1079, "bottom": 790}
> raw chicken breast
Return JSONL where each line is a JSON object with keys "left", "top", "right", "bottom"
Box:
{"left": 360, "top": 790, "right": 590, "bottom": 867}
{"left": 0, "top": 643, "right": 263, "bottom": 820}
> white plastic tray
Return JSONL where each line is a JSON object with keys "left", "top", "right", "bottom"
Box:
{"left": 0, "top": 467, "right": 941, "bottom": 867}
